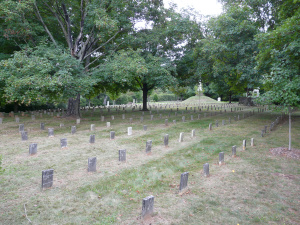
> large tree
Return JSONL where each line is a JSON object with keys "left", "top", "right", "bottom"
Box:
{"left": 0, "top": 0, "right": 165, "bottom": 115}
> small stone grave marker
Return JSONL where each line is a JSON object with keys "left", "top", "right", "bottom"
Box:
{"left": 119, "top": 149, "right": 126, "bottom": 162}
{"left": 203, "top": 163, "right": 209, "bottom": 177}
{"left": 191, "top": 129, "right": 195, "bottom": 138}
{"left": 191, "top": 115, "right": 193, "bottom": 121}
{"left": 251, "top": 138, "right": 254, "bottom": 147}
{"left": 209, "top": 123, "right": 212, "bottom": 130}
{"left": 232, "top": 145, "right": 236, "bottom": 157}
{"left": 40, "top": 123, "right": 45, "bottom": 130}
{"left": 146, "top": 140, "right": 152, "bottom": 153}
{"left": 219, "top": 152, "right": 224, "bottom": 165}
{"left": 91, "top": 124, "right": 95, "bottom": 131}
{"left": 15, "top": 117, "right": 19, "bottom": 123}
{"left": 164, "top": 134, "right": 169, "bottom": 147}
{"left": 179, "top": 172, "right": 189, "bottom": 191}
{"left": 110, "top": 131, "right": 115, "bottom": 140}
{"left": 243, "top": 140, "right": 246, "bottom": 150}
{"left": 60, "top": 138, "right": 67, "bottom": 148}
{"left": 76, "top": 118, "right": 80, "bottom": 124}
{"left": 29, "top": 143, "right": 37, "bottom": 155}
{"left": 143, "top": 125, "right": 147, "bottom": 131}
{"left": 173, "top": 120, "right": 176, "bottom": 124}
{"left": 179, "top": 132, "right": 184, "bottom": 142}
{"left": 48, "top": 128, "right": 54, "bottom": 137}
{"left": 21, "top": 131, "right": 28, "bottom": 141}
{"left": 128, "top": 127, "right": 132, "bottom": 135}
{"left": 182, "top": 116, "right": 185, "bottom": 122}
{"left": 42, "top": 169, "right": 54, "bottom": 189}
{"left": 165, "top": 119, "right": 168, "bottom": 126}
{"left": 19, "top": 124, "right": 24, "bottom": 132}
{"left": 142, "top": 195, "right": 154, "bottom": 219}
{"left": 88, "top": 157, "right": 97, "bottom": 172}
{"left": 71, "top": 126, "right": 76, "bottom": 134}
{"left": 89, "top": 134, "right": 95, "bottom": 143}
{"left": 150, "top": 115, "right": 153, "bottom": 120}
{"left": 107, "top": 122, "right": 111, "bottom": 127}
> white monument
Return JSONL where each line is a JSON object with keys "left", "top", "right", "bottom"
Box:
{"left": 217, "top": 97, "right": 221, "bottom": 102}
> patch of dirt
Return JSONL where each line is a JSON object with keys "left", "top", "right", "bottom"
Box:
{"left": 269, "top": 147, "right": 300, "bottom": 160}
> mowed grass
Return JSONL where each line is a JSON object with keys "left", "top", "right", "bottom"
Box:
{"left": 0, "top": 105, "right": 299, "bottom": 224}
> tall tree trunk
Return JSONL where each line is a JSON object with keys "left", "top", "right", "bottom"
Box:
{"left": 66, "top": 93, "right": 81, "bottom": 117}
{"left": 288, "top": 106, "right": 291, "bottom": 151}
{"left": 14, "top": 102, "right": 18, "bottom": 113}
{"left": 142, "top": 83, "right": 148, "bottom": 111}
{"left": 228, "top": 92, "right": 232, "bottom": 103}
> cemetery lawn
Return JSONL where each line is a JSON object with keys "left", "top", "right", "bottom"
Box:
{"left": 0, "top": 107, "right": 299, "bottom": 224}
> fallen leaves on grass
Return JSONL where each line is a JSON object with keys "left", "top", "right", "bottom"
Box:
{"left": 269, "top": 147, "right": 300, "bottom": 160}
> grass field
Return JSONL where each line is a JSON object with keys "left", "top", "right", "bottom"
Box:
{"left": 0, "top": 104, "right": 299, "bottom": 224}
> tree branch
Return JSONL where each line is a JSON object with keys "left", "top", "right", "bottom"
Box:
{"left": 34, "top": 1, "right": 57, "bottom": 47}
{"left": 61, "top": 3, "right": 73, "bottom": 55}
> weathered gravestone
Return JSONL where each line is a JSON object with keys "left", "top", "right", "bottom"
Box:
{"left": 110, "top": 131, "right": 115, "bottom": 140}
{"left": 203, "top": 163, "right": 209, "bottom": 177}
{"left": 179, "top": 132, "right": 184, "bottom": 142}
{"left": 243, "top": 140, "right": 246, "bottom": 150}
{"left": 179, "top": 172, "right": 189, "bottom": 191}
{"left": 143, "top": 125, "right": 147, "bottom": 131}
{"left": 142, "top": 195, "right": 154, "bottom": 219}
{"left": 128, "top": 127, "right": 132, "bottom": 135}
{"left": 48, "top": 128, "right": 54, "bottom": 137}
{"left": 15, "top": 117, "right": 19, "bottom": 123}
{"left": 191, "top": 129, "right": 195, "bottom": 138}
{"left": 21, "top": 131, "right": 28, "bottom": 141}
{"left": 146, "top": 140, "right": 152, "bottom": 154}
{"left": 19, "top": 124, "right": 24, "bottom": 132}
{"left": 251, "top": 138, "right": 254, "bottom": 147}
{"left": 232, "top": 145, "right": 237, "bottom": 157}
{"left": 29, "top": 143, "right": 37, "bottom": 155}
{"left": 88, "top": 157, "right": 97, "bottom": 172}
{"left": 173, "top": 120, "right": 176, "bottom": 124}
{"left": 182, "top": 116, "right": 185, "bottom": 122}
{"left": 107, "top": 122, "right": 111, "bottom": 128}
{"left": 164, "top": 134, "right": 169, "bottom": 147}
{"left": 71, "top": 126, "right": 76, "bottom": 134}
{"left": 209, "top": 123, "right": 212, "bottom": 130}
{"left": 40, "top": 123, "right": 45, "bottom": 130}
{"left": 89, "top": 135, "right": 95, "bottom": 144}
{"left": 60, "top": 138, "right": 67, "bottom": 148}
{"left": 76, "top": 118, "right": 80, "bottom": 124}
{"left": 119, "top": 149, "right": 126, "bottom": 162}
{"left": 219, "top": 152, "right": 225, "bottom": 165}
{"left": 42, "top": 169, "right": 53, "bottom": 189}
{"left": 91, "top": 124, "right": 95, "bottom": 131}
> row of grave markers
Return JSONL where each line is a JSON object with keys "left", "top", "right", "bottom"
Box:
{"left": 40, "top": 137, "right": 254, "bottom": 219}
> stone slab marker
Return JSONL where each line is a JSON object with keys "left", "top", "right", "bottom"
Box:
{"left": 182, "top": 116, "right": 185, "bottom": 122}
{"left": 21, "top": 131, "right": 28, "bottom": 141}
{"left": 173, "top": 120, "right": 176, "bottom": 124}
{"left": 150, "top": 115, "right": 153, "bottom": 120}
{"left": 42, "top": 169, "right": 54, "bottom": 189}
{"left": 203, "top": 163, "right": 209, "bottom": 177}
{"left": 89, "top": 134, "right": 95, "bottom": 143}
{"left": 243, "top": 140, "right": 246, "bottom": 150}
{"left": 179, "top": 132, "right": 184, "bottom": 142}
{"left": 60, "top": 138, "right": 67, "bottom": 148}
{"left": 40, "top": 123, "right": 45, "bottom": 130}
{"left": 143, "top": 125, "right": 147, "bottom": 131}
{"left": 111, "top": 115, "right": 114, "bottom": 120}
{"left": 88, "top": 157, "right": 97, "bottom": 172}
{"left": 71, "top": 126, "right": 76, "bottom": 134}
{"left": 191, "top": 115, "right": 193, "bottom": 121}
{"left": 91, "top": 124, "right": 95, "bottom": 131}
{"left": 251, "top": 138, "right": 254, "bottom": 147}
{"left": 209, "top": 123, "right": 212, "bottom": 130}
{"left": 76, "top": 118, "right": 80, "bottom": 124}
{"left": 129, "top": 118, "right": 133, "bottom": 123}
{"left": 142, "top": 195, "right": 154, "bottom": 219}
{"left": 261, "top": 130, "right": 264, "bottom": 137}
{"left": 229, "top": 117, "right": 231, "bottom": 124}
{"left": 122, "top": 114, "right": 125, "bottom": 119}
{"left": 146, "top": 140, "right": 152, "bottom": 153}
{"left": 128, "top": 127, "right": 132, "bottom": 135}
{"left": 198, "top": 114, "right": 201, "bottom": 120}
{"left": 48, "top": 128, "right": 54, "bottom": 137}
{"left": 107, "top": 122, "right": 111, "bottom": 127}
{"left": 222, "top": 120, "right": 225, "bottom": 126}
{"left": 164, "top": 134, "right": 169, "bottom": 147}
{"left": 15, "top": 117, "right": 20, "bottom": 123}
{"left": 219, "top": 152, "right": 224, "bottom": 165}
{"left": 165, "top": 119, "right": 168, "bottom": 126}
{"left": 119, "top": 149, "right": 126, "bottom": 162}
{"left": 179, "top": 172, "right": 189, "bottom": 191}
{"left": 191, "top": 129, "right": 195, "bottom": 138}
{"left": 110, "top": 131, "right": 115, "bottom": 140}
{"left": 19, "top": 124, "right": 24, "bottom": 132}
{"left": 232, "top": 145, "right": 236, "bottom": 157}
{"left": 29, "top": 143, "right": 37, "bottom": 155}
{"left": 101, "top": 116, "right": 105, "bottom": 122}
{"left": 216, "top": 121, "right": 218, "bottom": 127}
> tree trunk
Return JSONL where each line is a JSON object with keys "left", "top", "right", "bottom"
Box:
{"left": 14, "top": 102, "right": 18, "bottom": 113}
{"left": 228, "top": 92, "right": 232, "bottom": 103}
{"left": 289, "top": 106, "right": 291, "bottom": 151}
{"left": 66, "top": 93, "right": 81, "bottom": 117}
{"left": 142, "top": 83, "right": 148, "bottom": 111}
